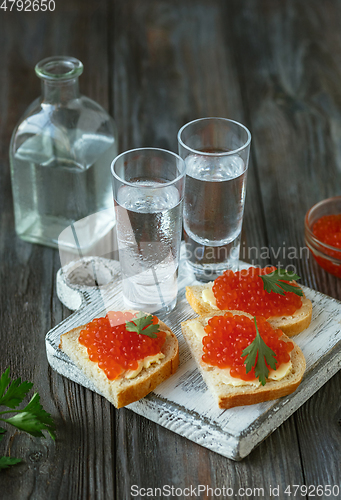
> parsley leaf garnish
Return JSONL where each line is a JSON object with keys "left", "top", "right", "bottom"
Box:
{"left": 260, "top": 269, "right": 303, "bottom": 297}
{"left": 0, "top": 368, "right": 33, "bottom": 409}
{"left": 0, "top": 428, "right": 6, "bottom": 441}
{"left": 0, "top": 456, "right": 22, "bottom": 470}
{"left": 241, "top": 317, "right": 277, "bottom": 386}
{"left": 0, "top": 428, "right": 17, "bottom": 470}
{"left": 126, "top": 312, "right": 160, "bottom": 339}
{"left": 0, "top": 368, "right": 56, "bottom": 471}
{"left": 1, "top": 393, "right": 56, "bottom": 440}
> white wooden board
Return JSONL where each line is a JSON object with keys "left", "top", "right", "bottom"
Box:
{"left": 46, "top": 247, "right": 341, "bottom": 460}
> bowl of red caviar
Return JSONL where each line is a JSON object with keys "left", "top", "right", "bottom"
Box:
{"left": 305, "top": 196, "right": 341, "bottom": 278}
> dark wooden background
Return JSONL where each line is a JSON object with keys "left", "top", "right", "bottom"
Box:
{"left": 1, "top": 0, "right": 341, "bottom": 499}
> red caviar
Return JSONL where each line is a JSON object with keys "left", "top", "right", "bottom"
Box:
{"left": 309, "top": 214, "right": 341, "bottom": 278}
{"left": 202, "top": 313, "right": 293, "bottom": 381}
{"left": 78, "top": 311, "right": 166, "bottom": 380}
{"left": 313, "top": 214, "right": 341, "bottom": 248}
{"left": 212, "top": 267, "right": 302, "bottom": 318}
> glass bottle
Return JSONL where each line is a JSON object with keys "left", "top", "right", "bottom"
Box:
{"left": 9, "top": 56, "right": 118, "bottom": 251}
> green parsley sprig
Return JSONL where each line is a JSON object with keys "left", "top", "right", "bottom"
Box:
{"left": 241, "top": 317, "right": 277, "bottom": 386}
{"left": 0, "top": 368, "right": 56, "bottom": 471}
{"left": 260, "top": 269, "right": 303, "bottom": 297}
{"left": 126, "top": 312, "right": 160, "bottom": 339}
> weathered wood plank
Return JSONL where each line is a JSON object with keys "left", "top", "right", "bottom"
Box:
{"left": 0, "top": 1, "right": 115, "bottom": 499}
{"left": 230, "top": 0, "right": 341, "bottom": 486}
{"left": 112, "top": 1, "right": 306, "bottom": 497}
{"left": 1, "top": 0, "right": 340, "bottom": 497}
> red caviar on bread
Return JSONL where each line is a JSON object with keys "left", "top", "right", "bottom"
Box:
{"left": 185, "top": 267, "right": 313, "bottom": 336}
{"left": 78, "top": 311, "right": 166, "bottom": 380}
{"left": 60, "top": 311, "right": 179, "bottom": 408}
{"left": 181, "top": 311, "right": 306, "bottom": 409}
{"left": 212, "top": 267, "right": 302, "bottom": 318}
{"left": 202, "top": 313, "right": 293, "bottom": 381}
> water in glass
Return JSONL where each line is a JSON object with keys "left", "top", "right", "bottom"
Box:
{"left": 183, "top": 151, "right": 247, "bottom": 278}
{"left": 115, "top": 180, "right": 182, "bottom": 313}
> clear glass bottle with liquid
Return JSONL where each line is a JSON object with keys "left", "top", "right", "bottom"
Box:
{"left": 9, "top": 56, "right": 118, "bottom": 251}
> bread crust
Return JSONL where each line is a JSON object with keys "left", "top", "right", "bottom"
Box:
{"left": 59, "top": 315, "right": 179, "bottom": 409}
{"left": 186, "top": 283, "right": 312, "bottom": 336}
{"left": 181, "top": 311, "right": 306, "bottom": 409}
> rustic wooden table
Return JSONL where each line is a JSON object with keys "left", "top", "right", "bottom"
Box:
{"left": 1, "top": 1, "right": 341, "bottom": 499}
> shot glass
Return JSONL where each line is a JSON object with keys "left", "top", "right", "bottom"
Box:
{"left": 111, "top": 148, "right": 186, "bottom": 314}
{"left": 178, "top": 117, "right": 251, "bottom": 281}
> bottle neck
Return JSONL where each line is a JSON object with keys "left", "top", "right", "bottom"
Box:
{"left": 41, "top": 77, "right": 80, "bottom": 104}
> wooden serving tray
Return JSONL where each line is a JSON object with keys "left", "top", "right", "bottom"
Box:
{"left": 46, "top": 247, "right": 341, "bottom": 460}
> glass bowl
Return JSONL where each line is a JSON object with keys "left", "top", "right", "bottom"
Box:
{"left": 305, "top": 196, "right": 341, "bottom": 278}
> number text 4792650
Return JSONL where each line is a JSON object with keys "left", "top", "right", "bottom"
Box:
{"left": 0, "top": 0, "right": 55, "bottom": 12}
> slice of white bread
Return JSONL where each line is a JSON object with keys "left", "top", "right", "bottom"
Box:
{"left": 181, "top": 311, "right": 306, "bottom": 409}
{"left": 185, "top": 283, "right": 312, "bottom": 336}
{"left": 59, "top": 315, "right": 179, "bottom": 408}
